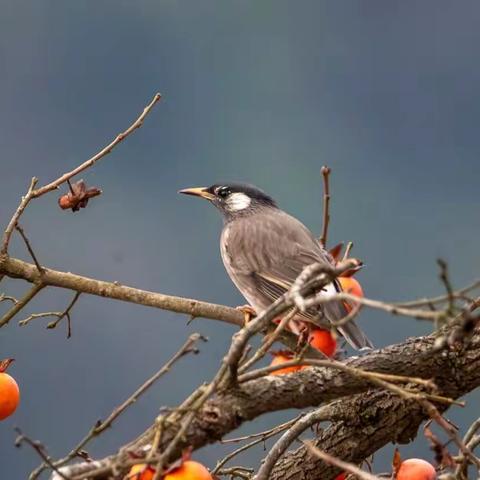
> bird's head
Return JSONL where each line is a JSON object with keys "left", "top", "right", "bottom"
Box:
{"left": 179, "top": 182, "right": 277, "bottom": 220}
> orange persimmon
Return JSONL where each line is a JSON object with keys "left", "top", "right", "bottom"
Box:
{"left": 338, "top": 276, "right": 363, "bottom": 298}
{"left": 128, "top": 464, "right": 155, "bottom": 480}
{"left": 396, "top": 458, "right": 436, "bottom": 480}
{"left": 269, "top": 353, "right": 302, "bottom": 375}
{"left": 308, "top": 328, "right": 337, "bottom": 357}
{"left": 164, "top": 460, "right": 213, "bottom": 480}
{"left": 338, "top": 276, "right": 364, "bottom": 312}
{"left": 0, "top": 359, "right": 20, "bottom": 421}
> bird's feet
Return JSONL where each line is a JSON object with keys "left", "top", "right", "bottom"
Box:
{"left": 236, "top": 305, "right": 257, "bottom": 326}
{"left": 295, "top": 322, "right": 312, "bottom": 352}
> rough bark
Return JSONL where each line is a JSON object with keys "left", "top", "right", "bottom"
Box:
{"left": 270, "top": 392, "right": 431, "bottom": 479}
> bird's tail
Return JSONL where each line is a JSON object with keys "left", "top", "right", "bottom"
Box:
{"left": 337, "top": 320, "right": 373, "bottom": 350}
{"left": 322, "top": 281, "right": 373, "bottom": 350}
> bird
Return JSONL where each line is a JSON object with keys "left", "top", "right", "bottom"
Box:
{"left": 179, "top": 182, "right": 372, "bottom": 350}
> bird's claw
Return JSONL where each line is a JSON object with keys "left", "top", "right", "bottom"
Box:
{"left": 296, "top": 323, "right": 312, "bottom": 351}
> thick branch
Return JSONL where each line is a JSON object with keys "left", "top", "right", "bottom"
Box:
{"left": 0, "top": 256, "right": 244, "bottom": 327}
{"left": 52, "top": 326, "right": 480, "bottom": 479}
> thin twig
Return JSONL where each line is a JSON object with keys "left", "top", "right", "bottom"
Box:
{"left": 238, "top": 308, "right": 298, "bottom": 374}
{"left": 213, "top": 415, "right": 304, "bottom": 474}
{"left": 300, "top": 289, "right": 445, "bottom": 322}
{"left": 221, "top": 416, "right": 304, "bottom": 445}
{"left": 214, "top": 425, "right": 289, "bottom": 474}
{"left": 66, "top": 179, "right": 75, "bottom": 195}
{"left": 319, "top": 166, "right": 331, "bottom": 248}
{"left": 438, "top": 259, "right": 455, "bottom": 318}
{"left": 463, "top": 417, "right": 480, "bottom": 447}
{"left": 0, "top": 293, "right": 18, "bottom": 304}
{"left": 393, "top": 279, "right": 480, "bottom": 308}
{"left": 1, "top": 177, "right": 38, "bottom": 255}
{"left": 330, "top": 300, "right": 362, "bottom": 327}
{"left": 19, "top": 292, "right": 81, "bottom": 338}
{"left": 32, "top": 93, "right": 162, "bottom": 198}
{"left": 217, "top": 466, "right": 254, "bottom": 479}
{"left": 254, "top": 407, "right": 331, "bottom": 480}
{"left": 15, "top": 224, "right": 44, "bottom": 273}
{"left": 342, "top": 241, "right": 354, "bottom": 261}
{"left": 15, "top": 428, "right": 70, "bottom": 480}
{"left": 0, "top": 282, "right": 44, "bottom": 327}
{"left": 302, "top": 441, "right": 381, "bottom": 480}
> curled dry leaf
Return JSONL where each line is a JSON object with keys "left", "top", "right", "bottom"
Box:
{"left": 58, "top": 180, "right": 102, "bottom": 212}
{"left": 328, "top": 242, "right": 344, "bottom": 262}
{"left": 424, "top": 425, "right": 455, "bottom": 469}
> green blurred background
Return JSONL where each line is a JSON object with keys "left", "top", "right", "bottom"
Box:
{"left": 1, "top": 1, "right": 480, "bottom": 477}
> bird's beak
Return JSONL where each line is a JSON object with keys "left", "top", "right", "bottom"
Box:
{"left": 178, "top": 187, "right": 215, "bottom": 200}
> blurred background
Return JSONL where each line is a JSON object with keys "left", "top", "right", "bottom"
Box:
{"left": 1, "top": 1, "right": 480, "bottom": 477}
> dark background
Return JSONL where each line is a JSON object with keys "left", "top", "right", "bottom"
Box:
{"left": 1, "top": 1, "right": 480, "bottom": 478}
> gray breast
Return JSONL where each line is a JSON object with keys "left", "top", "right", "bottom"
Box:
{"left": 220, "top": 221, "right": 266, "bottom": 309}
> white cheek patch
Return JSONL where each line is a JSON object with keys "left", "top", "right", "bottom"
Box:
{"left": 321, "top": 282, "right": 338, "bottom": 298}
{"left": 226, "top": 192, "right": 251, "bottom": 211}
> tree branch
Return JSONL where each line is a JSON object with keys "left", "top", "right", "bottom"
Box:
{"left": 0, "top": 256, "right": 244, "bottom": 327}
{"left": 49, "top": 325, "right": 480, "bottom": 479}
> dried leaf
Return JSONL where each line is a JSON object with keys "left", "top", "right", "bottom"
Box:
{"left": 58, "top": 179, "right": 102, "bottom": 212}
{"left": 329, "top": 242, "right": 344, "bottom": 262}
{"left": 0, "top": 358, "right": 14, "bottom": 373}
{"left": 424, "top": 425, "right": 455, "bottom": 468}
{"left": 392, "top": 448, "right": 402, "bottom": 477}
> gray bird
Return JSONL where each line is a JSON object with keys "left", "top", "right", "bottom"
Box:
{"left": 179, "top": 182, "right": 372, "bottom": 350}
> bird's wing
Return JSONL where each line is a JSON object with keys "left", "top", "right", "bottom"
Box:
{"left": 225, "top": 210, "right": 373, "bottom": 349}
{"left": 227, "top": 210, "right": 333, "bottom": 309}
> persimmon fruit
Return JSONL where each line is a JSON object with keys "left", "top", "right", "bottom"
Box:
{"left": 308, "top": 328, "right": 337, "bottom": 357}
{"left": 0, "top": 358, "right": 20, "bottom": 421}
{"left": 396, "top": 458, "right": 436, "bottom": 480}
{"left": 338, "top": 276, "right": 364, "bottom": 312}
{"left": 338, "top": 276, "right": 363, "bottom": 298}
{"left": 128, "top": 464, "right": 155, "bottom": 480}
{"left": 164, "top": 460, "right": 213, "bottom": 480}
{"left": 269, "top": 353, "right": 302, "bottom": 375}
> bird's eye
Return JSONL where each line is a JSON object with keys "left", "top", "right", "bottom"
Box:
{"left": 216, "top": 187, "right": 230, "bottom": 198}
